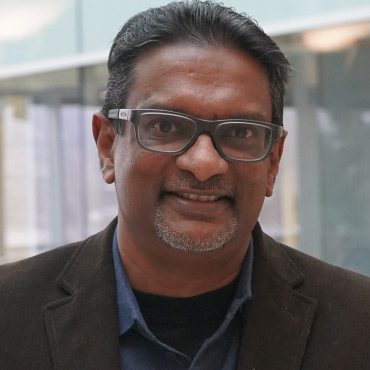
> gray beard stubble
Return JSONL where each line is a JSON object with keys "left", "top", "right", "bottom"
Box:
{"left": 154, "top": 206, "right": 238, "bottom": 252}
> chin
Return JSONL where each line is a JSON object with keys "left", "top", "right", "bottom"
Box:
{"left": 154, "top": 209, "right": 238, "bottom": 253}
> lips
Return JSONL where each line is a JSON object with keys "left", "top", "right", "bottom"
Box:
{"left": 162, "top": 190, "right": 234, "bottom": 205}
{"left": 159, "top": 188, "right": 234, "bottom": 219}
{"left": 178, "top": 192, "right": 220, "bottom": 202}
{"left": 161, "top": 179, "right": 234, "bottom": 206}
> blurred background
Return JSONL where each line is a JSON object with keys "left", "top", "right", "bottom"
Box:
{"left": 0, "top": 0, "right": 369, "bottom": 275}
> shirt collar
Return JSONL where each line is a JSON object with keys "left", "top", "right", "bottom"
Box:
{"left": 112, "top": 228, "right": 144, "bottom": 335}
{"left": 112, "top": 227, "right": 253, "bottom": 336}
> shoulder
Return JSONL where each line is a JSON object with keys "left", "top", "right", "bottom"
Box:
{"left": 0, "top": 241, "right": 83, "bottom": 365}
{"left": 262, "top": 231, "right": 370, "bottom": 334}
{"left": 254, "top": 229, "right": 370, "bottom": 365}
{"left": 259, "top": 229, "right": 370, "bottom": 294}
{"left": 0, "top": 218, "right": 117, "bottom": 303}
{"left": 253, "top": 225, "right": 370, "bottom": 324}
{"left": 0, "top": 220, "right": 117, "bottom": 367}
{"left": 276, "top": 237, "right": 370, "bottom": 298}
{"left": 0, "top": 242, "right": 81, "bottom": 303}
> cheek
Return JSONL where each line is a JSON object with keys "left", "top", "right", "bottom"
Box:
{"left": 114, "top": 135, "right": 155, "bottom": 182}
{"left": 236, "top": 162, "right": 270, "bottom": 189}
{"left": 235, "top": 164, "right": 270, "bottom": 211}
{"left": 126, "top": 151, "right": 167, "bottom": 184}
{"left": 114, "top": 145, "right": 168, "bottom": 209}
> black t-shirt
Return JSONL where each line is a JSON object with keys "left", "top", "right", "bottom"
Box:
{"left": 133, "top": 278, "right": 239, "bottom": 359}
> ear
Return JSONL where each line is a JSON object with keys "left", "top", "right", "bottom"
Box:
{"left": 266, "top": 130, "right": 287, "bottom": 197}
{"left": 92, "top": 112, "right": 116, "bottom": 184}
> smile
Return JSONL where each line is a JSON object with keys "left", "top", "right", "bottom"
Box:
{"left": 160, "top": 190, "right": 234, "bottom": 217}
{"left": 178, "top": 193, "right": 220, "bottom": 202}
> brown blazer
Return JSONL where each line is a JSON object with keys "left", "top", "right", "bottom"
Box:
{"left": 1, "top": 219, "right": 370, "bottom": 369}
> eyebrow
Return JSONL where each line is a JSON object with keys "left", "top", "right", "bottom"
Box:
{"left": 135, "top": 104, "right": 270, "bottom": 122}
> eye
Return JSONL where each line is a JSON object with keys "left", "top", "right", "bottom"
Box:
{"left": 138, "top": 113, "right": 196, "bottom": 145}
{"left": 139, "top": 116, "right": 183, "bottom": 137}
{"left": 152, "top": 120, "right": 178, "bottom": 133}
{"left": 233, "top": 126, "right": 251, "bottom": 138}
{"left": 224, "top": 125, "right": 255, "bottom": 139}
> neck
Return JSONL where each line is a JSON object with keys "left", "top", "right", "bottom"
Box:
{"left": 117, "top": 221, "right": 250, "bottom": 297}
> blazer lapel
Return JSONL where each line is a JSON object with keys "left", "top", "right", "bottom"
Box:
{"left": 238, "top": 225, "right": 318, "bottom": 370}
{"left": 43, "top": 220, "right": 121, "bottom": 370}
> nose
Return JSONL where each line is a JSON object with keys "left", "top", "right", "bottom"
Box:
{"left": 175, "top": 134, "right": 229, "bottom": 182}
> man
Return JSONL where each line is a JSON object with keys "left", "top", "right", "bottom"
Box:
{"left": 1, "top": 1, "right": 370, "bottom": 369}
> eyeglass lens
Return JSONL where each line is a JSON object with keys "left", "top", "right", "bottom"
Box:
{"left": 138, "top": 112, "right": 196, "bottom": 151}
{"left": 136, "top": 112, "right": 272, "bottom": 160}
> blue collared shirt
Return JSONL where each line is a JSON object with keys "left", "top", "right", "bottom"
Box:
{"left": 112, "top": 228, "right": 253, "bottom": 369}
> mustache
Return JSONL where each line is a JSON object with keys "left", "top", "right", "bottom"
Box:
{"left": 162, "top": 174, "right": 235, "bottom": 196}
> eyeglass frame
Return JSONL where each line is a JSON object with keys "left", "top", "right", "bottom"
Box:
{"left": 107, "top": 108, "right": 284, "bottom": 162}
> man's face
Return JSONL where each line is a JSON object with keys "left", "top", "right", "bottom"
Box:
{"left": 105, "top": 44, "right": 284, "bottom": 254}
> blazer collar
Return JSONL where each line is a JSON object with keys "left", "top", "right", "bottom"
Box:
{"left": 238, "top": 223, "right": 318, "bottom": 370}
{"left": 43, "top": 219, "right": 121, "bottom": 370}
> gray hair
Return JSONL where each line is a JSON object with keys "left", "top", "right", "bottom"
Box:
{"left": 103, "top": 0, "right": 291, "bottom": 134}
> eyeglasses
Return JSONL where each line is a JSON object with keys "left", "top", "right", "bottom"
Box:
{"left": 108, "top": 109, "right": 284, "bottom": 162}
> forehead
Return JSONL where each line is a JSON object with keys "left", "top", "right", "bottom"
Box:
{"left": 126, "top": 43, "right": 272, "bottom": 121}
